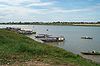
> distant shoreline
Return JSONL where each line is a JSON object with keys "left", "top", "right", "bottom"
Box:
{"left": 0, "top": 23, "right": 100, "bottom": 27}
{"left": 73, "top": 24, "right": 100, "bottom": 27}
{"left": 73, "top": 24, "right": 100, "bottom": 26}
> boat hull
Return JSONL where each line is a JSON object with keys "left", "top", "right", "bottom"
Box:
{"left": 41, "top": 37, "right": 65, "bottom": 42}
{"left": 81, "top": 52, "right": 100, "bottom": 55}
{"left": 41, "top": 39, "right": 64, "bottom": 42}
{"left": 35, "top": 34, "right": 50, "bottom": 38}
{"left": 81, "top": 37, "right": 93, "bottom": 39}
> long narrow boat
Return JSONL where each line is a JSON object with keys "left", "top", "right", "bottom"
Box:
{"left": 18, "top": 30, "right": 35, "bottom": 35}
{"left": 41, "top": 36, "right": 65, "bottom": 42}
{"left": 81, "top": 36, "right": 93, "bottom": 39}
{"left": 81, "top": 51, "right": 100, "bottom": 55}
{"left": 35, "top": 34, "right": 51, "bottom": 38}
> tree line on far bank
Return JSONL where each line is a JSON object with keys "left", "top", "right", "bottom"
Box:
{"left": 0, "top": 21, "right": 100, "bottom": 25}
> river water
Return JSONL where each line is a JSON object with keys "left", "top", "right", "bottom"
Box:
{"left": 0, "top": 25, "right": 100, "bottom": 63}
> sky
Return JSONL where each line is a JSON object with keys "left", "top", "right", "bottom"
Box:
{"left": 0, "top": 0, "right": 100, "bottom": 22}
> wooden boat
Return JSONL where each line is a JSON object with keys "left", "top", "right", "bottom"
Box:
{"left": 81, "top": 51, "right": 100, "bottom": 55}
{"left": 18, "top": 30, "right": 35, "bottom": 35}
{"left": 41, "top": 36, "right": 65, "bottom": 42}
{"left": 35, "top": 34, "right": 51, "bottom": 38}
{"left": 5, "top": 27, "right": 21, "bottom": 31}
{"left": 4, "top": 27, "right": 36, "bottom": 35}
{"left": 81, "top": 36, "right": 93, "bottom": 39}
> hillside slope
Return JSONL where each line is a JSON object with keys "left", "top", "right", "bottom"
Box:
{"left": 0, "top": 29, "right": 100, "bottom": 66}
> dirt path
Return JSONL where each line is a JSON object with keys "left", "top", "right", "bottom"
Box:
{"left": 2, "top": 60, "right": 76, "bottom": 66}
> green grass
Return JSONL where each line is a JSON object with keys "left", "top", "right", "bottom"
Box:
{"left": 0, "top": 29, "right": 100, "bottom": 66}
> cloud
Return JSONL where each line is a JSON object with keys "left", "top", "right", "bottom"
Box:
{"left": 49, "top": 8, "right": 90, "bottom": 13}
{"left": 0, "top": 0, "right": 40, "bottom": 6}
{"left": 26, "top": 2, "right": 54, "bottom": 7}
{"left": 0, "top": 0, "right": 100, "bottom": 22}
{"left": 0, "top": 4, "right": 8, "bottom": 7}
{"left": 0, "top": 6, "right": 45, "bottom": 17}
{"left": 0, "top": 16, "right": 4, "bottom": 18}
{"left": 0, "top": 0, "right": 49, "bottom": 16}
{"left": 0, "top": 0, "right": 56, "bottom": 15}
{"left": 48, "top": 3, "right": 100, "bottom": 13}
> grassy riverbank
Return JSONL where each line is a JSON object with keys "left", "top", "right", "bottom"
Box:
{"left": 0, "top": 29, "right": 100, "bottom": 66}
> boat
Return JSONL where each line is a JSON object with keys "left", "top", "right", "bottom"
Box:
{"left": 5, "top": 27, "right": 21, "bottom": 31}
{"left": 41, "top": 36, "right": 65, "bottom": 42}
{"left": 35, "top": 34, "right": 65, "bottom": 42}
{"left": 4, "top": 27, "right": 36, "bottom": 35}
{"left": 81, "top": 36, "right": 93, "bottom": 39}
{"left": 81, "top": 51, "right": 100, "bottom": 55}
{"left": 46, "top": 29, "right": 48, "bottom": 31}
{"left": 17, "top": 30, "right": 35, "bottom": 35}
{"left": 35, "top": 34, "right": 51, "bottom": 38}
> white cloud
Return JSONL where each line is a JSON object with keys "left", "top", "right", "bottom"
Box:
{"left": 0, "top": 16, "right": 4, "bottom": 18}
{"left": 41, "top": 7, "right": 91, "bottom": 14}
{"left": 0, "top": 0, "right": 99, "bottom": 22}
{"left": 0, "top": 4, "right": 8, "bottom": 7}
{"left": 0, "top": 0, "right": 56, "bottom": 15}
{"left": 26, "top": 2, "right": 54, "bottom": 7}
{"left": 52, "top": 8, "right": 89, "bottom": 13}
{"left": 0, "top": 6, "right": 44, "bottom": 16}
{"left": 0, "top": 0, "right": 40, "bottom": 6}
